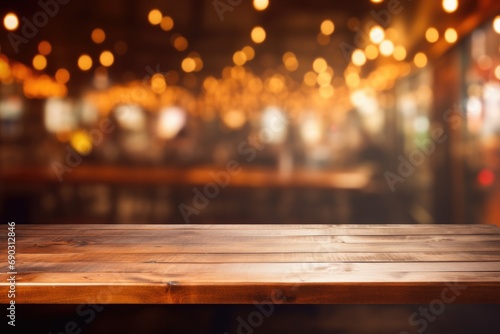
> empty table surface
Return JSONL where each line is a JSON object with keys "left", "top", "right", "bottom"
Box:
{"left": 1, "top": 224, "right": 500, "bottom": 304}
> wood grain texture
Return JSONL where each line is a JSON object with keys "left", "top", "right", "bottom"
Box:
{"left": 1, "top": 224, "right": 500, "bottom": 304}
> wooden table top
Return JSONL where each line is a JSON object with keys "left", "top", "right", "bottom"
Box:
{"left": 2, "top": 224, "right": 500, "bottom": 304}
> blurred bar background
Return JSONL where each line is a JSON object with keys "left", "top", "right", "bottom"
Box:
{"left": 1, "top": 0, "right": 500, "bottom": 226}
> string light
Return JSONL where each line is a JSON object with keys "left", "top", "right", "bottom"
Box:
{"left": 233, "top": 51, "right": 247, "bottom": 66}
{"left": 99, "top": 51, "right": 114, "bottom": 67}
{"left": 352, "top": 49, "right": 367, "bottom": 66}
{"left": 369, "top": 26, "right": 385, "bottom": 44}
{"left": 379, "top": 40, "right": 394, "bottom": 56}
{"left": 312, "top": 58, "right": 327, "bottom": 73}
{"left": 493, "top": 16, "right": 500, "bottom": 34}
{"left": 242, "top": 46, "right": 255, "bottom": 60}
{"left": 148, "top": 9, "right": 162, "bottom": 25}
{"left": 33, "top": 55, "right": 47, "bottom": 71}
{"left": 160, "top": 16, "right": 174, "bottom": 31}
{"left": 253, "top": 0, "right": 269, "bottom": 11}
{"left": 414, "top": 52, "right": 428, "bottom": 68}
{"left": 3, "top": 13, "right": 19, "bottom": 31}
{"left": 172, "top": 35, "right": 188, "bottom": 51}
{"left": 91, "top": 28, "right": 105, "bottom": 44}
{"left": 393, "top": 45, "right": 407, "bottom": 61}
{"left": 78, "top": 54, "right": 93, "bottom": 71}
{"left": 365, "top": 45, "right": 379, "bottom": 60}
{"left": 181, "top": 57, "right": 196, "bottom": 73}
{"left": 251, "top": 26, "right": 266, "bottom": 43}
{"left": 38, "top": 41, "right": 52, "bottom": 55}
{"left": 283, "top": 52, "right": 299, "bottom": 71}
{"left": 320, "top": 20, "right": 335, "bottom": 35}
{"left": 55, "top": 68, "right": 70, "bottom": 84}
{"left": 442, "top": 0, "right": 458, "bottom": 13}
{"left": 444, "top": 28, "right": 458, "bottom": 43}
{"left": 425, "top": 27, "right": 439, "bottom": 43}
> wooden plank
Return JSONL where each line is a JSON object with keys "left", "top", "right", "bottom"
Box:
{"left": 10, "top": 234, "right": 500, "bottom": 244}
{"left": 4, "top": 241, "right": 500, "bottom": 253}
{"left": 11, "top": 225, "right": 500, "bottom": 238}
{"left": 5, "top": 282, "right": 500, "bottom": 304}
{"left": 14, "top": 261, "right": 500, "bottom": 273}
{"left": 1, "top": 224, "right": 500, "bottom": 304}
{"left": 15, "top": 251, "right": 500, "bottom": 263}
{"left": 2, "top": 271, "right": 500, "bottom": 284}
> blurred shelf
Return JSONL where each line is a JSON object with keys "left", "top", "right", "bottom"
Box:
{"left": 0, "top": 165, "right": 371, "bottom": 190}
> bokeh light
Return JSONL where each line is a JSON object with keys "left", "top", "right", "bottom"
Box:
{"left": 444, "top": 28, "right": 458, "bottom": 43}
{"left": 33, "top": 55, "right": 47, "bottom": 71}
{"left": 99, "top": 51, "right": 114, "bottom": 67}
{"left": 251, "top": 26, "right": 266, "bottom": 44}
{"left": 320, "top": 20, "right": 335, "bottom": 35}
{"left": 78, "top": 54, "right": 93, "bottom": 71}
{"left": 253, "top": 0, "right": 269, "bottom": 11}
{"left": 91, "top": 28, "right": 106, "bottom": 44}
{"left": 3, "top": 13, "right": 19, "bottom": 31}
{"left": 148, "top": 9, "right": 163, "bottom": 25}
{"left": 414, "top": 52, "right": 428, "bottom": 68}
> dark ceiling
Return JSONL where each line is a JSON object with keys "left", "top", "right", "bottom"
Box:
{"left": 1, "top": 0, "right": 499, "bottom": 94}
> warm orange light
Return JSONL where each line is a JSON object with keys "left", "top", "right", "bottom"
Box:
{"left": 379, "top": 40, "right": 394, "bottom": 56}
{"left": 38, "top": 41, "right": 52, "bottom": 55}
{"left": 268, "top": 75, "right": 284, "bottom": 93}
{"left": 283, "top": 52, "right": 299, "bottom": 71}
{"left": 33, "top": 55, "right": 47, "bottom": 71}
{"left": 352, "top": 49, "right": 366, "bottom": 66}
{"left": 55, "top": 68, "right": 70, "bottom": 84}
{"left": 172, "top": 35, "right": 188, "bottom": 51}
{"left": 181, "top": 57, "right": 196, "bottom": 73}
{"left": 319, "top": 85, "right": 334, "bottom": 99}
{"left": 242, "top": 46, "right": 255, "bottom": 60}
{"left": 148, "top": 9, "right": 163, "bottom": 25}
{"left": 312, "top": 57, "right": 327, "bottom": 73}
{"left": 253, "top": 0, "right": 269, "bottom": 11}
{"left": 304, "top": 71, "right": 317, "bottom": 86}
{"left": 233, "top": 51, "right": 247, "bottom": 66}
{"left": 393, "top": 45, "right": 407, "bottom": 61}
{"left": 365, "top": 45, "right": 379, "bottom": 60}
{"left": 99, "top": 51, "right": 114, "bottom": 67}
{"left": 191, "top": 54, "right": 204, "bottom": 72}
{"left": 151, "top": 73, "right": 166, "bottom": 94}
{"left": 251, "top": 26, "right": 266, "bottom": 44}
{"left": 3, "top": 13, "right": 19, "bottom": 31}
{"left": 425, "top": 27, "right": 439, "bottom": 43}
{"left": 70, "top": 131, "right": 93, "bottom": 155}
{"left": 320, "top": 20, "right": 335, "bottom": 35}
{"left": 444, "top": 28, "right": 458, "bottom": 43}
{"left": 160, "top": 16, "right": 174, "bottom": 31}
{"left": 78, "top": 54, "right": 93, "bottom": 71}
{"left": 345, "top": 72, "right": 360, "bottom": 88}
{"left": 369, "top": 26, "right": 385, "bottom": 44}
{"left": 91, "top": 28, "right": 106, "bottom": 44}
{"left": 414, "top": 52, "right": 427, "bottom": 68}
{"left": 494, "top": 16, "right": 500, "bottom": 34}
{"left": 442, "top": 0, "right": 458, "bottom": 13}
{"left": 317, "top": 72, "right": 332, "bottom": 86}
